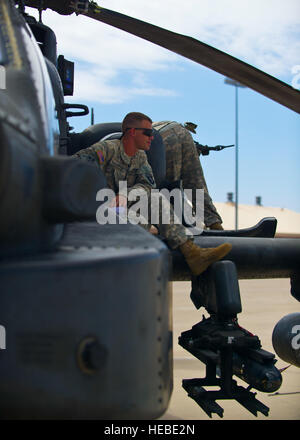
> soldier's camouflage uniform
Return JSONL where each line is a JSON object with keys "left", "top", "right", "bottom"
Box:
{"left": 153, "top": 121, "right": 223, "bottom": 228}
{"left": 74, "top": 139, "right": 188, "bottom": 249}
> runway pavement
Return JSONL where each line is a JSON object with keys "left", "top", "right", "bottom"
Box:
{"left": 159, "top": 278, "right": 300, "bottom": 420}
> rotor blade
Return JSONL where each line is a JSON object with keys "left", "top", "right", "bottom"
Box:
{"left": 23, "top": 0, "right": 300, "bottom": 112}
{"left": 79, "top": 3, "right": 300, "bottom": 114}
{"left": 23, "top": 0, "right": 74, "bottom": 15}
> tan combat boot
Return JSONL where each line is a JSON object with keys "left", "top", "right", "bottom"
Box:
{"left": 179, "top": 240, "right": 232, "bottom": 276}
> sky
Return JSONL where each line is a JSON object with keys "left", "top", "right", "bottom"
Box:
{"left": 28, "top": 0, "right": 300, "bottom": 213}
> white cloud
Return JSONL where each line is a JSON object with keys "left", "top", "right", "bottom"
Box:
{"left": 71, "top": 66, "right": 177, "bottom": 104}
{"left": 97, "top": 0, "right": 300, "bottom": 76}
{"left": 28, "top": 0, "right": 300, "bottom": 102}
{"left": 30, "top": 9, "right": 177, "bottom": 70}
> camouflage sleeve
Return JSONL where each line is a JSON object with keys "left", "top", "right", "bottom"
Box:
{"left": 178, "top": 127, "right": 223, "bottom": 227}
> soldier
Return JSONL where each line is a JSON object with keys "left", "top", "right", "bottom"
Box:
{"left": 74, "top": 112, "right": 231, "bottom": 276}
{"left": 152, "top": 121, "right": 223, "bottom": 230}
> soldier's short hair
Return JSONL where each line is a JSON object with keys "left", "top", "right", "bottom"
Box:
{"left": 122, "top": 112, "right": 152, "bottom": 132}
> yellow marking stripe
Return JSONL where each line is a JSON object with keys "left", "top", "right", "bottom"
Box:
{"left": 0, "top": 1, "right": 22, "bottom": 69}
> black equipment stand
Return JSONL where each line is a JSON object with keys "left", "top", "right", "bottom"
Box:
{"left": 179, "top": 260, "right": 281, "bottom": 418}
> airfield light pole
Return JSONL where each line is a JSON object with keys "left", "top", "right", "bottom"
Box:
{"left": 224, "top": 78, "right": 246, "bottom": 230}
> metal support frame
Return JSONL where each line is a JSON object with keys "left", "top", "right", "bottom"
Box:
{"left": 179, "top": 260, "right": 281, "bottom": 418}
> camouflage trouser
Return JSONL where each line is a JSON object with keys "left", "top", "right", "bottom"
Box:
{"left": 153, "top": 122, "right": 222, "bottom": 228}
{"left": 126, "top": 188, "right": 188, "bottom": 249}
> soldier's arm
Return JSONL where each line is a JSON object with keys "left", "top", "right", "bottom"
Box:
{"left": 127, "top": 154, "right": 156, "bottom": 196}
{"left": 137, "top": 152, "right": 156, "bottom": 189}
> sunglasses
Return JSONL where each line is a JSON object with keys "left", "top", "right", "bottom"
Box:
{"left": 126, "top": 127, "right": 153, "bottom": 137}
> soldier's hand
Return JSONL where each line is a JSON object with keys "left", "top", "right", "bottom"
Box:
{"left": 209, "top": 222, "right": 224, "bottom": 230}
{"left": 110, "top": 194, "right": 127, "bottom": 208}
{"left": 150, "top": 225, "right": 158, "bottom": 235}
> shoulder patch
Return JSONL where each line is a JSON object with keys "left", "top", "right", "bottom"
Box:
{"left": 97, "top": 150, "right": 105, "bottom": 164}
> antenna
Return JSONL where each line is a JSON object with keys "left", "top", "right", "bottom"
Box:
{"left": 38, "top": 0, "right": 44, "bottom": 23}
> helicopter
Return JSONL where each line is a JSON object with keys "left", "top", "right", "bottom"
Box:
{"left": 0, "top": 0, "right": 299, "bottom": 420}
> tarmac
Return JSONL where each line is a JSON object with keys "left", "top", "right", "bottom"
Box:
{"left": 159, "top": 278, "right": 300, "bottom": 421}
